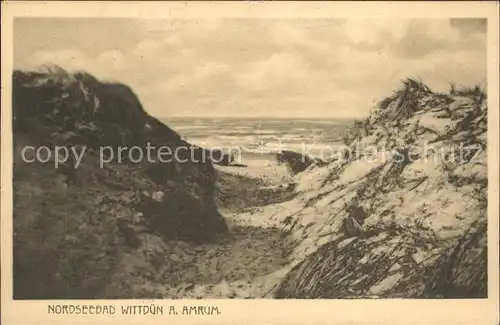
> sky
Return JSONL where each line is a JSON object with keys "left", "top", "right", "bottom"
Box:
{"left": 14, "top": 18, "right": 487, "bottom": 119}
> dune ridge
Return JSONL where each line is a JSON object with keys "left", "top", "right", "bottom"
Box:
{"left": 273, "top": 79, "right": 487, "bottom": 298}
{"left": 12, "top": 66, "right": 228, "bottom": 298}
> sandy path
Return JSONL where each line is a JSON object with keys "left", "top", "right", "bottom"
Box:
{"left": 163, "top": 212, "right": 291, "bottom": 298}
{"left": 108, "top": 164, "right": 294, "bottom": 299}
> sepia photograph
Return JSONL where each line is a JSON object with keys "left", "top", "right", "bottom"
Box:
{"left": 1, "top": 1, "right": 499, "bottom": 325}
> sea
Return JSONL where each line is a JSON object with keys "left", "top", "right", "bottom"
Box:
{"left": 162, "top": 117, "right": 356, "bottom": 165}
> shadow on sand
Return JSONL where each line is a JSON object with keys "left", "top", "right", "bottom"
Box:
{"left": 158, "top": 225, "right": 288, "bottom": 289}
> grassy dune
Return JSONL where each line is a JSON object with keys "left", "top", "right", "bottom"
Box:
{"left": 273, "top": 79, "right": 487, "bottom": 298}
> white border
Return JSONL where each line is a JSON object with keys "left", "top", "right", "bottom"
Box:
{"left": 1, "top": 2, "right": 499, "bottom": 325}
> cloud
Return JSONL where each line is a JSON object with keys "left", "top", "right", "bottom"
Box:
{"left": 342, "top": 19, "right": 409, "bottom": 46}
{"left": 14, "top": 18, "right": 487, "bottom": 118}
{"left": 28, "top": 49, "right": 88, "bottom": 71}
{"left": 450, "top": 18, "right": 487, "bottom": 36}
{"left": 240, "top": 52, "right": 314, "bottom": 94}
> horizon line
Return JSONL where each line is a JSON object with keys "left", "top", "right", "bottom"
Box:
{"left": 155, "top": 115, "right": 365, "bottom": 120}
